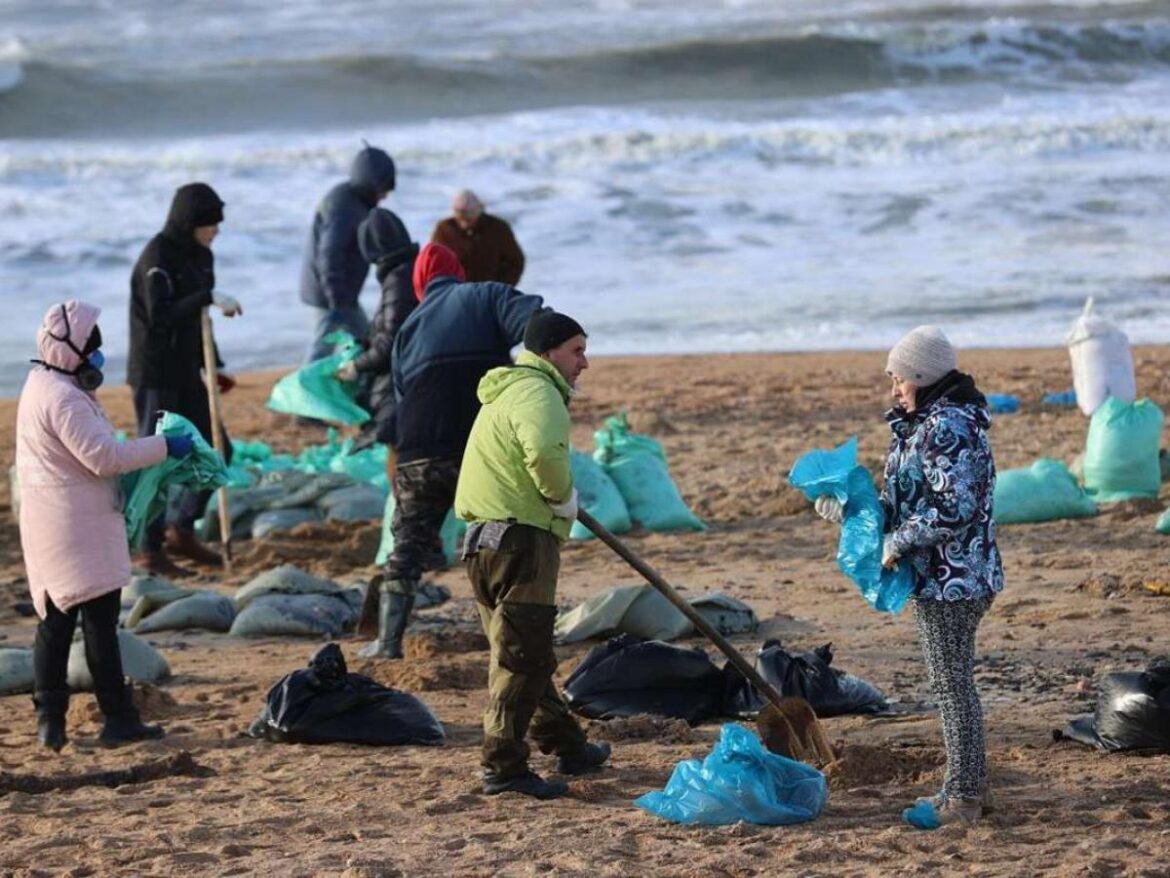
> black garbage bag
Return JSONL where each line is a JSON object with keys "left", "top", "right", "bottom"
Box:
{"left": 1058, "top": 659, "right": 1170, "bottom": 752}
{"left": 564, "top": 634, "right": 725, "bottom": 724}
{"left": 724, "top": 639, "right": 888, "bottom": 718}
{"left": 248, "top": 643, "right": 445, "bottom": 746}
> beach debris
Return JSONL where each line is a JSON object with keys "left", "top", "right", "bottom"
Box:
{"left": 1055, "top": 659, "right": 1170, "bottom": 752}
{"left": 986, "top": 393, "right": 1020, "bottom": 414}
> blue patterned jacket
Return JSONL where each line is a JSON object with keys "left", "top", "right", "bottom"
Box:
{"left": 880, "top": 394, "right": 1005, "bottom": 602}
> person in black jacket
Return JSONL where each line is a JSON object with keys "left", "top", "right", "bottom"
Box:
{"left": 337, "top": 208, "right": 419, "bottom": 456}
{"left": 300, "top": 145, "right": 397, "bottom": 363}
{"left": 358, "top": 242, "right": 543, "bottom": 659}
{"left": 127, "top": 182, "right": 242, "bottom": 576}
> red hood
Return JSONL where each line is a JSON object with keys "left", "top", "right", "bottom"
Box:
{"left": 412, "top": 242, "right": 465, "bottom": 301}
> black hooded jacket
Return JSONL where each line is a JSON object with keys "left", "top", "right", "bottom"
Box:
{"left": 354, "top": 208, "right": 418, "bottom": 444}
{"left": 127, "top": 183, "right": 224, "bottom": 390}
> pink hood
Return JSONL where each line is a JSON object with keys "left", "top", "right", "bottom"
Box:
{"left": 36, "top": 300, "right": 100, "bottom": 372}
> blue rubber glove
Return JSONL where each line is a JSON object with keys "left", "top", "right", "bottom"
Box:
{"left": 165, "top": 433, "right": 195, "bottom": 459}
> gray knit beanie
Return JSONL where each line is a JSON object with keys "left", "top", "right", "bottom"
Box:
{"left": 886, "top": 325, "right": 957, "bottom": 385}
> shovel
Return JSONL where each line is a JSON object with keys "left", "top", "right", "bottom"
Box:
{"left": 576, "top": 509, "right": 835, "bottom": 766}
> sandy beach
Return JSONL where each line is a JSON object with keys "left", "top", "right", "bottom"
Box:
{"left": 0, "top": 347, "right": 1168, "bottom": 878}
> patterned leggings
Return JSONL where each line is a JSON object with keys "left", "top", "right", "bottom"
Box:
{"left": 913, "top": 596, "right": 992, "bottom": 801}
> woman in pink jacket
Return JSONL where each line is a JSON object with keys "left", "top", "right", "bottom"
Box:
{"left": 16, "top": 300, "right": 194, "bottom": 750}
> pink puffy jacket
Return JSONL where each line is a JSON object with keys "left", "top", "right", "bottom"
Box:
{"left": 15, "top": 301, "right": 167, "bottom": 618}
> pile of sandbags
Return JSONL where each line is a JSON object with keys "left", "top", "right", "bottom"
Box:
{"left": 230, "top": 565, "right": 362, "bottom": 638}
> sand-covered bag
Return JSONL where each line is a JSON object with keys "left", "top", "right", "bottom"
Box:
{"left": 67, "top": 630, "right": 170, "bottom": 690}
{"left": 0, "top": 648, "right": 34, "bottom": 696}
{"left": 994, "top": 459, "right": 1097, "bottom": 524}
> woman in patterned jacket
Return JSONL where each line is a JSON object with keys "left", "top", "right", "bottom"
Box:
{"left": 818, "top": 325, "right": 1004, "bottom": 829}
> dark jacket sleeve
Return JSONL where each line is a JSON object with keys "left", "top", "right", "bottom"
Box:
{"left": 494, "top": 287, "right": 544, "bottom": 347}
{"left": 316, "top": 196, "right": 367, "bottom": 309}
{"left": 142, "top": 265, "right": 213, "bottom": 334}
{"left": 497, "top": 220, "right": 525, "bottom": 286}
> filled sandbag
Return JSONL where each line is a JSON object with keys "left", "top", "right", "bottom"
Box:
{"left": 316, "top": 483, "right": 387, "bottom": 522}
{"left": 1082, "top": 397, "right": 1164, "bottom": 502}
{"left": 1157, "top": 508, "right": 1170, "bottom": 535}
{"left": 374, "top": 493, "right": 465, "bottom": 568}
{"left": 1066, "top": 297, "right": 1135, "bottom": 416}
{"left": 634, "top": 723, "right": 827, "bottom": 826}
{"left": 564, "top": 635, "right": 726, "bottom": 724}
{"left": 264, "top": 471, "right": 354, "bottom": 509}
{"left": 251, "top": 508, "right": 321, "bottom": 539}
{"left": 993, "top": 459, "right": 1097, "bottom": 525}
{"left": 121, "top": 574, "right": 182, "bottom": 608}
{"left": 555, "top": 585, "right": 692, "bottom": 644}
{"left": 66, "top": 630, "right": 170, "bottom": 691}
{"left": 229, "top": 592, "right": 359, "bottom": 638}
{"left": 1058, "top": 660, "right": 1170, "bottom": 753}
{"left": 249, "top": 644, "right": 444, "bottom": 746}
{"left": 133, "top": 591, "right": 237, "bottom": 634}
{"left": 0, "top": 648, "right": 35, "bottom": 696}
{"left": 234, "top": 565, "right": 343, "bottom": 610}
{"left": 266, "top": 332, "right": 369, "bottom": 426}
{"left": 568, "top": 450, "right": 632, "bottom": 540}
{"left": 690, "top": 593, "right": 759, "bottom": 636}
{"left": 593, "top": 413, "right": 704, "bottom": 533}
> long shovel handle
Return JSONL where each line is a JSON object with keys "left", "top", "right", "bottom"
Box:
{"left": 575, "top": 509, "right": 787, "bottom": 713}
{"left": 200, "top": 307, "right": 233, "bottom": 571}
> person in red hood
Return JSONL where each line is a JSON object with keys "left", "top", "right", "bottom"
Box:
{"left": 357, "top": 243, "right": 541, "bottom": 659}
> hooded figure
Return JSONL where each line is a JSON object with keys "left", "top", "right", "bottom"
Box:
{"left": 412, "top": 241, "right": 465, "bottom": 301}
{"left": 348, "top": 207, "right": 420, "bottom": 447}
{"left": 128, "top": 182, "right": 237, "bottom": 575}
{"left": 300, "top": 145, "right": 397, "bottom": 362}
{"left": 17, "top": 300, "right": 172, "bottom": 750}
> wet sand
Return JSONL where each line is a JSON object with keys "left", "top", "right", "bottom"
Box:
{"left": 1, "top": 348, "right": 1168, "bottom": 877}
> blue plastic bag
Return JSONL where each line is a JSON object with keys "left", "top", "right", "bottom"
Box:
{"left": 1043, "top": 388, "right": 1077, "bottom": 406}
{"left": 634, "top": 723, "right": 827, "bottom": 826}
{"left": 986, "top": 394, "right": 1019, "bottom": 414}
{"left": 788, "top": 437, "right": 916, "bottom": 614}
{"left": 569, "top": 450, "right": 632, "bottom": 541}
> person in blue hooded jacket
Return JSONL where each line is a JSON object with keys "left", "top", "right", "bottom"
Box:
{"left": 299, "top": 145, "right": 397, "bottom": 362}
{"left": 816, "top": 325, "right": 1004, "bottom": 830}
{"left": 356, "top": 242, "right": 543, "bottom": 660}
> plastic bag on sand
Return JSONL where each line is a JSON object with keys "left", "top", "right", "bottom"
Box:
{"left": 67, "top": 630, "right": 170, "bottom": 691}
{"left": 1157, "top": 508, "right": 1170, "bottom": 535}
{"left": 230, "top": 592, "right": 360, "bottom": 638}
{"left": 374, "top": 492, "right": 465, "bottom": 568}
{"left": 1058, "top": 660, "right": 1170, "bottom": 753}
{"left": 1082, "top": 397, "right": 1164, "bottom": 502}
{"left": 788, "top": 437, "right": 916, "bottom": 614}
{"left": 985, "top": 394, "right": 1019, "bottom": 414}
{"left": 266, "top": 331, "right": 369, "bottom": 426}
{"left": 122, "top": 411, "right": 230, "bottom": 548}
{"left": 993, "top": 459, "right": 1097, "bottom": 525}
{"left": 249, "top": 643, "right": 445, "bottom": 746}
{"left": 569, "top": 450, "right": 631, "bottom": 540}
{"left": 564, "top": 634, "right": 726, "bottom": 724}
{"left": 554, "top": 585, "right": 757, "bottom": 644}
{"left": 0, "top": 648, "right": 35, "bottom": 696}
{"left": 1066, "top": 297, "right": 1136, "bottom": 416}
{"left": 725, "top": 640, "right": 888, "bottom": 718}
{"left": 634, "top": 723, "right": 827, "bottom": 826}
{"left": 594, "top": 413, "right": 704, "bottom": 533}
{"left": 133, "top": 591, "right": 237, "bottom": 634}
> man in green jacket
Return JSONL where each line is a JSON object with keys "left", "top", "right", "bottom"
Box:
{"left": 455, "top": 309, "right": 610, "bottom": 799}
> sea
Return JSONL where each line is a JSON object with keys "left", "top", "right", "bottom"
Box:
{"left": 2, "top": 0, "right": 1169, "bottom": 394}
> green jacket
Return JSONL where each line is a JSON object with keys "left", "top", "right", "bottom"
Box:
{"left": 455, "top": 350, "right": 575, "bottom": 541}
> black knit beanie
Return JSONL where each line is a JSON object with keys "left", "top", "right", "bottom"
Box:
{"left": 524, "top": 309, "right": 586, "bottom": 354}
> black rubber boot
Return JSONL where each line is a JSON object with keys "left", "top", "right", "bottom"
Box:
{"left": 97, "top": 687, "right": 165, "bottom": 747}
{"left": 555, "top": 741, "right": 612, "bottom": 776}
{"left": 358, "top": 589, "right": 414, "bottom": 660}
{"left": 33, "top": 689, "right": 70, "bottom": 752}
{"left": 483, "top": 770, "right": 569, "bottom": 800}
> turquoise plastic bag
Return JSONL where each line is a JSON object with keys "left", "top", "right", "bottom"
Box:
{"left": 593, "top": 413, "right": 704, "bottom": 533}
{"left": 1156, "top": 508, "right": 1170, "bottom": 535}
{"left": 374, "top": 491, "right": 466, "bottom": 567}
{"left": 1083, "top": 397, "right": 1164, "bottom": 502}
{"left": 634, "top": 723, "right": 827, "bottom": 826}
{"left": 569, "top": 450, "right": 631, "bottom": 541}
{"left": 266, "top": 332, "right": 369, "bottom": 426}
{"left": 994, "top": 459, "right": 1097, "bottom": 524}
{"left": 122, "top": 412, "right": 230, "bottom": 548}
{"left": 788, "top": 437, "right": 916, "bottom": 614}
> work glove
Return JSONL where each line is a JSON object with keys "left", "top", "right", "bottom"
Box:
{"left": 881, "top": 534, "right": 899, "bottom": 570}
{"left": 216, "top": 372, "right": 236, "bottom": 394}
{"left": 547, "top": 488, "right": 579, "bottom": 521}
{"left": 212, "top": 292, "right": 243, "bottom": 317}
{"left": 335, "top": 360, "right": 359, "bottom": 382}
{"left": 165, "top": 434, "right": 196, "bottom": 460}
{"left": 814, "top": 495, "right": 845, "bottom": 524}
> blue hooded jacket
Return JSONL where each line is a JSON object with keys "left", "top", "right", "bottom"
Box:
{"left": 298, "top": 147, "right": 396, "bottom": 310}
{"left": 390, "top": 277, "right": 542, "bottom": 464}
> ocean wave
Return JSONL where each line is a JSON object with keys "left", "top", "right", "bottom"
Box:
{"left": 2, "top": 19, "right": 1169, "bottom": 138}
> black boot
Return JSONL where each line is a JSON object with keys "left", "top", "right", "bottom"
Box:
{"left": 555, "top": 741, "right": 612, "bottom": 776}
{"left": 358, "top": 588, "right": 414, "bottom": 660}
{"left": 483, "top": 770, "right": 569, "bottom": 800}
{"left": 33, "top": 689, "right": 70, "bottom": 752}
{"left": 97, "top": 687, "right": 165, "bottom": 747}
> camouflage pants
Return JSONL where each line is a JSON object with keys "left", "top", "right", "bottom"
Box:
{"left": 466, "top": 525, "right": 586, "bottom": 779}
{"left": 384, "top": 456, "right": 461, "bottom": 593}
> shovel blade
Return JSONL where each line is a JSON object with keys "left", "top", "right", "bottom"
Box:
{"left": 756, "top": 697, "right": 835, "bottom": 767}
